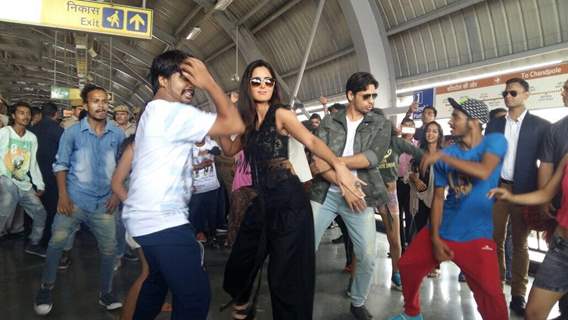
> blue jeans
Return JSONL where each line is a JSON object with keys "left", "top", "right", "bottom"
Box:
{"left": 312, "top": 191, "right": 377, "bottom": 306}
{"left": 0, "top": 176, "right": 46, "bottom": 244}
{"left": 41, "top": 206, "right": 116, "bottom": 294}
{"left": 133, "top": 224, "right": 210, "bottom": 319}
{"left": 115, "top": 207, "right": 126, "bottom": 257}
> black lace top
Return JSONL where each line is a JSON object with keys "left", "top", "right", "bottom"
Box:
{"left": 244, "top": 104, "right": 290, "bottom": 187}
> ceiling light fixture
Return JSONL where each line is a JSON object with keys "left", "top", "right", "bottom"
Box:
{"left": 186, "top": 26, "right": 202, "bottom": 40}
{"left": 214, "top": 0, "right": 233, "bottom": 11}
{"left": 88, "top": 48, "right": 98, "bottom": 58}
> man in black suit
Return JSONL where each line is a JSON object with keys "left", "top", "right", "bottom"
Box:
{"left": 29, "top": 102, "right": 63, "bottom": 246}
{"left": 485, "top": 77, "right": 550, "bottom": 317}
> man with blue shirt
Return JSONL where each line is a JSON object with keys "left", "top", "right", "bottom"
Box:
{"left": 389, "top": 98, "right": 508, "bottom": 320}
{"left": 34, "top": 84, "right": 125, "bottom": 316}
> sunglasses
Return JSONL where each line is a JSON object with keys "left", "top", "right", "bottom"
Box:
{"left": 502, "top": 90, "right": 518, "bottom": 98}
{"left": 250, "top": 77, "right": 275, "bottom": 88}
{"left": 359, "top": 93, "right": 378, "bottom": 101}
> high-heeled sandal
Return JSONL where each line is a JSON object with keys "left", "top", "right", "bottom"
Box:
{"left": 231, "top": 304, "right": 255, "bottom": 320}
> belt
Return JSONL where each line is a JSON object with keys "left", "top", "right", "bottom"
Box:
{"left": 500, "top": 178, "right": 514, "bottom": 185}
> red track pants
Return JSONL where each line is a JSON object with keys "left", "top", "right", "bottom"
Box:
{"left": 398, "top": 228, "right": 508, "bottom": 320}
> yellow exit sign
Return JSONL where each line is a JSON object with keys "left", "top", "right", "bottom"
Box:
{"left": 0, "top": 0, "right": 153, "bottom": 39}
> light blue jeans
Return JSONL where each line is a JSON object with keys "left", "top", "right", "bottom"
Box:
{"left": 0, "top": 176, "right": 46, "bottom": 244}
{"left": 312, "top": 191, "right": 377, "bottom": 307}
{"left": 41, "top": 206, "right": 116, "bottom": 294}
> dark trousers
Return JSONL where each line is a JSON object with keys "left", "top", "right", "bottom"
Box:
{"left": 335, "top": 215, "right": 354, "bottom": 266}
{"left": 560, "top": 294, "right": 568, "bottom": 317}
{"left": 133, "top": 224, "right": 210, "bottom": 320}
{"left": 413, "top": 200, "right": 430, "bottom": 239}
{"left": 39, "top": 177, "right": 59, "bottom": 246}
{"left": 189, "top": 187, "right": 226, "bottom": 236}
{"left": 223, "top": 176, "right": 315, "bottom": 320}
{"left": 397, "top": 178, "right": 412, "bottom": 249}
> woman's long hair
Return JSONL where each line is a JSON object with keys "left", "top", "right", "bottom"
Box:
{"left": 420, "top": 121, "right": 444, "bottom": 152}
{"left": 237, "top": 60, "right": 282, "bottom": 144}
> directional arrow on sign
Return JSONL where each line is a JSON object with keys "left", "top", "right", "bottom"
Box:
{"left": 129, "top": 14, "right": 145, "bottom": 31}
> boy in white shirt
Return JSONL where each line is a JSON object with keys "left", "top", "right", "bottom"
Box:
{"left": 189, "top": 136, "right": 224, "bottom": 243}
{"left": 122, "top": 50, "right": 245, "bottom": 319}
{"left": 0, "top": 101, "right": 47, "bottom": 257}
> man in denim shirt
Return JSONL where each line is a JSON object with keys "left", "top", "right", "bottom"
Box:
{"left": 34, "top": 84, "right": 125, "bottom": 316}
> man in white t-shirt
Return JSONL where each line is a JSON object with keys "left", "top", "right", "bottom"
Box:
{"left": 0, "top": 101, "right": 47, "bottom": 257}
{"left": 309, "top": 72, "right": 392, "bottom": 320}
{"left": 121, "top": 50, "right": 244, "bottom": 319}
{"left": 188, "top": 136, "right": 224, "bottom": 243}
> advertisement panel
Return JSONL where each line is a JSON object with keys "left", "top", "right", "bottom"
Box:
{"left": 434, "top": 63, "right": 568, "bottom": 118}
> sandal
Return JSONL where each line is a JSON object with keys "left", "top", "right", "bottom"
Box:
{"left": 232, "top": 303, "right": 255, "bottom": 320}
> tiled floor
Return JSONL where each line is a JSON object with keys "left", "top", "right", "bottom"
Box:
{"left": 0, "top": 228, "right": 559, "bottom": 319}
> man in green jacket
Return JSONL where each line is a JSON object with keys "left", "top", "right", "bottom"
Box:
{"left": 310, "top": 72, "right": 391, "bottom": 320}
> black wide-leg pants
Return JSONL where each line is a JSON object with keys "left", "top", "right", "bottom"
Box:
{"left": 223, "top": 176, "right": 315, "bottom": 320}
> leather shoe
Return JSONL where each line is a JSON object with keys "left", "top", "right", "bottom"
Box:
{"left": 509, "top": 295, "right": 526, "bottom": 317}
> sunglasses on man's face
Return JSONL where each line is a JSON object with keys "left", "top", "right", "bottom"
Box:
{"left": 250, "top": 77, "right": 275, "bottom": 88}
{"left": 502, "top": 90, "right": 518, "bottom": 98}
{"left": 359, "top": 93, "right": 378, "bottom": 101}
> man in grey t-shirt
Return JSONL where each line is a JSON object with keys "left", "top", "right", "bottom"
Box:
{"left": 538, "top": 78, "right": 568, "bottom": 320}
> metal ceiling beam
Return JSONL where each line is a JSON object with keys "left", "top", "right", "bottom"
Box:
{"left": 112, "top": 41, "right": 154, "bottom": 66}
{"left": 396, "top": 42, "right": 568, "bottom": 88}
{"left": 0, "top": 43, "right": 42, "bottom": 57}
{"left": 386, "top": 0, "right": 485, "bottom": 36}
{"left": 4, "top": 27, "right": 151, "bottom": 96}
{"left": 339, "top": 0, "right": 396, "bottom": 109}
{"left": 0, "top": 60, "right": 146, "bottom": 107}
{"left": 152, "top": 26, "right": 176, "bottom": 47}
{"left": 204, "top": 0, "right": 301, "bottom": 63}
{"left": 175, "top": 6, "right": 203, "bottom": 37}
{"left": 289, "top": 0, "right": 326, "bottom": 115}
{"left": 208, "top": 8, "right": 293, "bottom": 98}
{"left": 0, "top": 25, "right": 146, "bottom": 104}
{"left": 0, "top": 70, "right": 76, "bottom": 81}
{"left": 0, "top": 69, "right": 79, "bottom": 83}
{"left": 237, "top": 0, "right": 270, "bottom": 26}
{"left": 0, "top": 83, "right": 51, "bottom": 90}
{"left": 281, "top": 47, "right": 355, "bottom": 78}
{"left": 251, "top": 0, "right": 302, "bottom": 33}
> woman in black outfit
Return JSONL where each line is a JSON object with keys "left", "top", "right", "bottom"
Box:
{"left": 410, "top": 121, "right": 444, "bottom": 234}
{"left": 219, "top": 60, "right": 362, "bottom": 320}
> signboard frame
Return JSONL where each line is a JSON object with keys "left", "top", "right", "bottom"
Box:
{"left": 0, "top": 0, "right": 153, "bottom": 39}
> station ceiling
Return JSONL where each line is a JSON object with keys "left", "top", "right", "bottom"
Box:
{"left": 0, "top": 0, "right": 566, "bottom": 110}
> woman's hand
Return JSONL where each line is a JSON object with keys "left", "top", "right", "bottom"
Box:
{"left": 335, "top": 164, "right": 366, "bottom": 200}
{"left": 420, "top": 151, "right": 442, "bottom": 176}
{"left": 487, "top": 188, "right": 512, "bottom": 201}
{"left": 414, "top": 179, "right": 428, "bottom": 192}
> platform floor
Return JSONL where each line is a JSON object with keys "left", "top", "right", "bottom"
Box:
{"left": 0, "top": 228, "right": 560, "bottom": 320}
